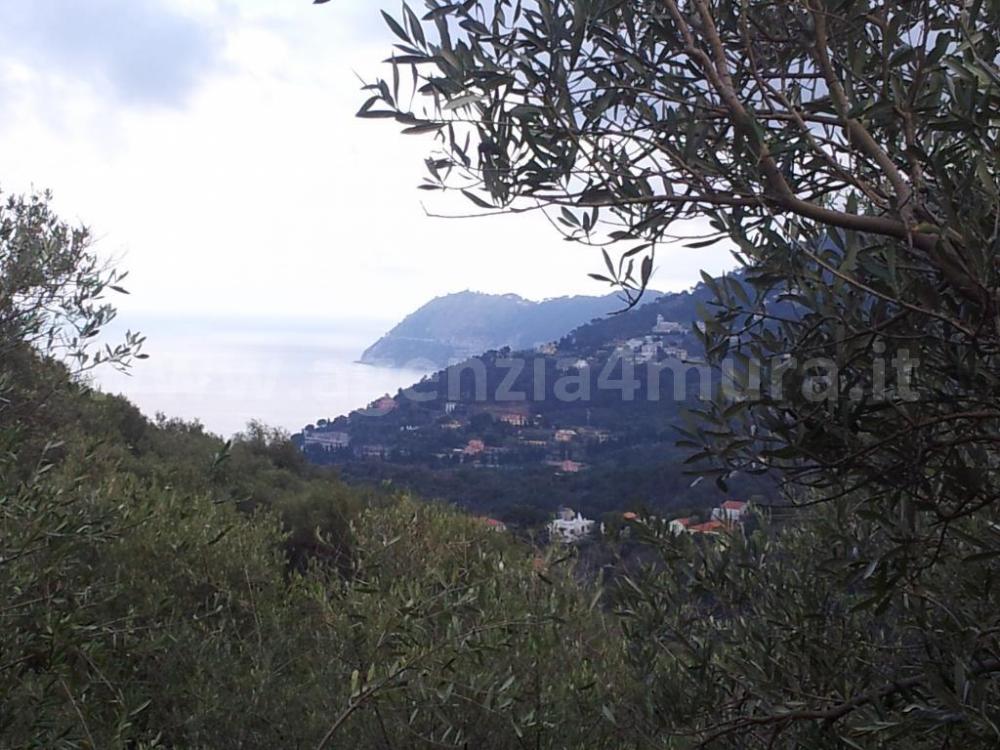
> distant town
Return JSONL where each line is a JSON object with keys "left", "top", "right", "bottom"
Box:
{"left": 300, "top": 315, "right": 698, "bottom": 473}
{"left": 296, "top": 302, "right": 776, "bottom": 522}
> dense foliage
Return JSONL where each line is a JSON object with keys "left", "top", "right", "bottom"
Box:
{"left": 0, "top": 195, "right": 617, "bottom": 749}
{"left": 6, "top": 0, "right": 1000, "bottom": 738}
{"left": 0, "top": 189, "right": 624, "bottom": 748}
{"left": 353, "top": 0, "right": 1000, "bottom": 744}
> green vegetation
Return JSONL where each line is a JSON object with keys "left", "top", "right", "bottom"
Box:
{"left": 349, "top": 0, "right": 1000, "bottom": 743}
{"left": 4, "top": 0, "right": 1000, "bottom": 742}
{"left": 5, "top": 174, "right": 1000, "bottom": 746}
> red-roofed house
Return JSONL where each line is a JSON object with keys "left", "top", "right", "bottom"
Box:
{"left": 689, "top": 520, "right": 725, "bottom": 534}
{"left": 480, "top": 518, "right": 507, "bottom": 533}
{"left": 464, "top": 439, "right": 486, "bottom": 456}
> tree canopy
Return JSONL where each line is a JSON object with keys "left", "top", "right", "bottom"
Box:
{"left": 354, "top": 0, "right": 1000, "bottom": 744}
{"left": 359, "top": 0, "right": 1000, "bottom": 559}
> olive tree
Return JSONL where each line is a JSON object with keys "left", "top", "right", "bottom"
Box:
{"left": 350, "top": 0, "right": 999, "bottom": 497}
{"left": 0, "top": 190, "right": 148, "bottom": 744}
{"left": 0, "top": 190, "right": 143, "bottom": 376}
{"left": 347, "top": 0, "right": 1000, "bottom": 743}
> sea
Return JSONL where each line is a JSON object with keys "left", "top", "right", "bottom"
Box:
{"left": 93, "top": 314, "right": 431, "bottom": 439}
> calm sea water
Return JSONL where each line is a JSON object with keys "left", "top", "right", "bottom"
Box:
{"left": 93, "top": 315, "right": 429, "bottom": 438}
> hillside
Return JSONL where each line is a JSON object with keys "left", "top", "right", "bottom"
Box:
{"left": 359, "top": 290, "right": 659, "bottom": 369}
{"left": 302, "top": 282, "right": 777, "bottom": 519}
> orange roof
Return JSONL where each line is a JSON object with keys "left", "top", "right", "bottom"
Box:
{"left": 622, "top": 512, "right": 639, "bottom": 521}
{"left": 722, "top": 500, "right": 747, "bottom": 510}
{"left": 689, "top": 520, "right": 725, "bottom": 533}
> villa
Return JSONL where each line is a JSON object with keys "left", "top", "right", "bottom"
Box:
{"left": 548, "top": 507, "right": 596, "bottom": 543}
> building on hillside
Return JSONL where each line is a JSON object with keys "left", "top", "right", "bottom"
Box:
{"left": 480, "top": 518, "right": 507, "bottom": 533}
{"left": 497, "top": 411, "right": 530, "bottom": 427}
{"left": 537, "top": 342, "right": 558, "bottom": 355}
{"left": 521, "top": 439, "right": 548, "bottom": 448}
{"left": 302, "top": 429, "right": 351, "bottom": 451}
{"left": 669, "top": 517, "right": 694, "bottom": 535}
{"left": 554, "top": 429, "right": 578, "bottom": 443}
{"left": 548, "top": 508, "right": 596, "bottom": 543}
{"left": 653, "top": 315, "right": 686, "bottom": 334}
{"left": 712, "top": 500, "right": 750, "bottom": 523}
{"left": 480, "top": 405, "right": 532, "bottom": 427}
{"left": 545, "top": 458, "right": 585, "bottom": 473}
{"left": 444, "top": 401, "right": 458, "bottom": 414}
{"left": 688, "top": 519, "right": 725, "bottom": 534}
{"left": 464, "top": 439, "right": 486, "bottom": 456}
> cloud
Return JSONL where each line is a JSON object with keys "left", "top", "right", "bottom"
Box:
{"left": 0, "top": 0, "right": 223, "bottom": 107}
{"left": 0, "top": 0, "right": 739, "bottom": 328}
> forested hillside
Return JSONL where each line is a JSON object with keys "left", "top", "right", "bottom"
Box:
{"left": 302, "top": 281, "right": 779, "bottom": 520}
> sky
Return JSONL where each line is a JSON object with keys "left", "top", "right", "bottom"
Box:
{"left": 0, "top": 0, "right": 738, "bottom": 324}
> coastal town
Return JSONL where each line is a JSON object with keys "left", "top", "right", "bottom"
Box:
{"left": 295, "top": 306, "right": 774, "bottom": 524}
{"left": 298, "top": 315, "right": 699, "bottom": 474}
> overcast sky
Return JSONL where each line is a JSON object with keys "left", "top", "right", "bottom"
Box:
{"left": 0, "top": 0, "right": 738, "bottom": 323}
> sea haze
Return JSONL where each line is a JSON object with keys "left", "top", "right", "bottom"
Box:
{"left": 93, "top": 314, "right": 430, "bottom": 438}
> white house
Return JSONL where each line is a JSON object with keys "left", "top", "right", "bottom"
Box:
{"left": 303, "top": 430, "right": 351, "bottom": 450}
{"left": 712, "top": 500, "right": 750, "bottom": 523}
{"left": 669, "top": 517, "right": 694, "bottom": 535}
{"left": 548, "top": 507, "right": 596, "bottom": 543}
